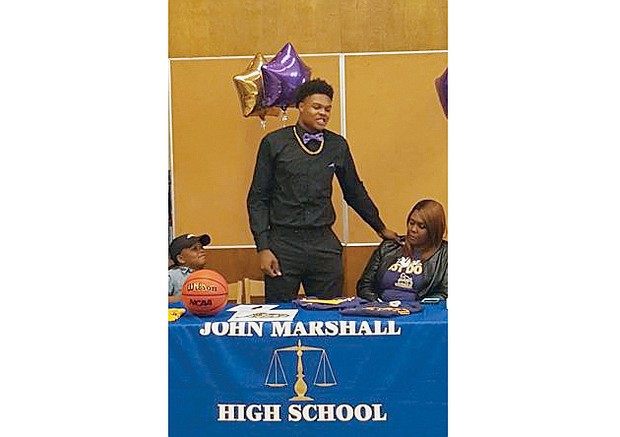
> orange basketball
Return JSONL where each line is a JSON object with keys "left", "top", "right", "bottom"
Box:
{"left": 181, "top": 269, "right": 229, "bottom": 316}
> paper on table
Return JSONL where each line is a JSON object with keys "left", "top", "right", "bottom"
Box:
{"left": 227, "top": 309, "right": 298, "bottom": 322}
{"left": 227, "top": 304, "right": 278, "bottom": 312}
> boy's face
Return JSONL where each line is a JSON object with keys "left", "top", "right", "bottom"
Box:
{"left": 177, "top": 242, "right": 208, "bottom": 270}
{"left": 298, "top": 93, "right": 332, "bottom": 132}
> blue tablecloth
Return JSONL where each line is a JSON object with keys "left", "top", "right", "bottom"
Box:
{"left": 169, "top": 302, "right": 447, "bottom": 437}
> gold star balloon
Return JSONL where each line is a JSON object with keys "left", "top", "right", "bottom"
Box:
{"left": 233, "top": 53, "right": 280, "bottom": 121}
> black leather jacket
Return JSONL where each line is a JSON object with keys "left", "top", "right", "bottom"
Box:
{"left": 356, "top": 239, "right": 448, "bottom": 302}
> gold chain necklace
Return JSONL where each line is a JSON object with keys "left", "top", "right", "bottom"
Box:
{"left": 293, "top": 126, "right": 324, "bottom": 155}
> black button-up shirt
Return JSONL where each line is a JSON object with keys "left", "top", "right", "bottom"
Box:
{"left": 247, "top": 125, "right": 386, "bottom": 250}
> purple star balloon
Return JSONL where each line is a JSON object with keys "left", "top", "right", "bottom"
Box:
{"left": 435, "top": 68, "right": 448, "bottom": 118}
{"left": 262, "top": 42, "right": 311, "bottom": 109}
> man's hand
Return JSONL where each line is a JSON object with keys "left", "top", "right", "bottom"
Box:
{"left": 259, "top": 249, "right": 282, "bottom": 278}
{"left": 378, "top": 227, "right": 399, "bottom": 241}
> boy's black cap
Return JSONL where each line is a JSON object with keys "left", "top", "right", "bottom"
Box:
{"left": 169, "top": 233, "right": 211, "bottom": 265}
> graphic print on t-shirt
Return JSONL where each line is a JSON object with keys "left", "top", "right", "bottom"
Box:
{"left": 381, "top": 256, "right": 424, "bottom": 292}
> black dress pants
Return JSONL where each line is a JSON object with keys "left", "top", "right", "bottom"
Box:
{"left": 265, "top": 225, "right": 343, "bottom": 303}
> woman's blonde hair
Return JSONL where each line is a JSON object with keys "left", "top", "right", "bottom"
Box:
{"left": 407, "top": 199, "right": 446, "bottom": 248}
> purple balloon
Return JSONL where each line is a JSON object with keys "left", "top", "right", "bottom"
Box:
{"left": 435, "top": 68, "right": 448, "bottom": 118}
{"left": 262, "top": 42, "right": 311, "bottom": 109}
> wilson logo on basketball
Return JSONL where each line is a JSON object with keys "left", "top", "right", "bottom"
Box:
{"left": 186, "top": 282, "right": 218, "bottom": 292}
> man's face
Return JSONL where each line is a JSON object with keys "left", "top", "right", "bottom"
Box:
{"left": 298, "top": 94, "right": 332, "bottom": 132}
{"left": 177, "top": 242, "right": 208, "bottom": 270}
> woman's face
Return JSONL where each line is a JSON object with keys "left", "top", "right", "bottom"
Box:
{"left": 406, "top": 210, "right": 430, "bottom": 248}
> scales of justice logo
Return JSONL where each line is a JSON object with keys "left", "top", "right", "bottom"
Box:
{"left": 265, "top": 338, "right": 336, "bottom": 401}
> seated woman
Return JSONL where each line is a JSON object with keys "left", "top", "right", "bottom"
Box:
{"left": 356, "top": 199, "right": 448, "bottom": 302}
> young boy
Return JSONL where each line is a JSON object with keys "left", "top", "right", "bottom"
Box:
{"left": 168, "top": 233, "right": 211, "bottom": 303}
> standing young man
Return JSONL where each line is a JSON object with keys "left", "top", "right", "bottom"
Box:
{"left": 247, "top": 78, "right": 398, "bottom": 303}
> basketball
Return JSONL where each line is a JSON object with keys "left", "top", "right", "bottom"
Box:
{"left": 181, "top": 269, "right": 229, "bottom": 316}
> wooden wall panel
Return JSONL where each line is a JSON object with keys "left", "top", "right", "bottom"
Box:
{"left": 340, "top": 0, "right": 448, "bottom": 53}
{"left": 343, "top": 245, "right": 377, "bottom": 297}
{"left": 344, "top": 52, "right": 448, "bottom": 243}
{"left": 169, "top": 0, "right": 447, "bottom": 58}
{"left": 170, "top": 55, "right": 447, "bottom": 246}
{"left": 170, "top": 56, "right": 341, "bottom": 244}
{"left": 169, "top": 0, "right": 342, "bottom": 58}
{"left": 204, "top": 248, "right": 262, "bottom": 283}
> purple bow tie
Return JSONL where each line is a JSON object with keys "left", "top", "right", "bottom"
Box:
{"left": 302, "top": 132, "right": 324, "bottom": 144}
